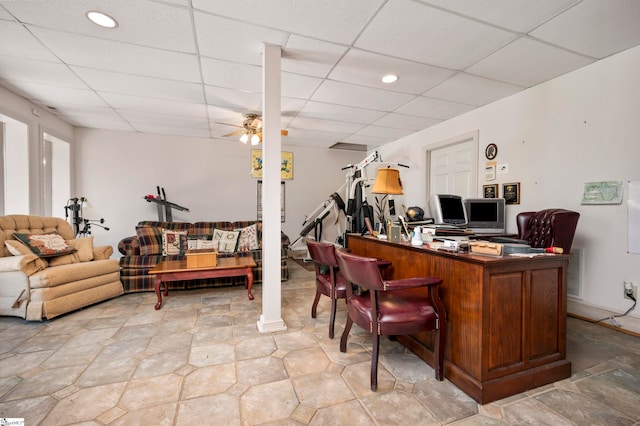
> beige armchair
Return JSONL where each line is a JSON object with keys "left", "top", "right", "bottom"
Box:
{"left": 0, "top": 215, "right": 123, "bottom": 320}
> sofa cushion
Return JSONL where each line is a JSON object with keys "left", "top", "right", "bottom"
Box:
{"left": 13, "top": 232, "right": 76, "bottom": 258}
{"left": 5, "top": 240, "right": 33, "bottom": 256}
{"left": 48, "top": 237, "right": 95, "bottom": 266}
{"left": 0, "top": 253, "right": 47, "bottom": 276}
{"left": 213, "top": 229, "right": 240, "bottom": 253}
{"left": 162, "top": 229, "right": 187, "bottom": 255}
{"left": 236, "top": 223, "right": 260, "bottom": 251}
{"left": 136, "top": 226, "right": 163, "bottom": 256}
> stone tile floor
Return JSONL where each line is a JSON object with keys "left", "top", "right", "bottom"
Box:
{"left": 1, "top": 261, "right": 639, "bottom": 425}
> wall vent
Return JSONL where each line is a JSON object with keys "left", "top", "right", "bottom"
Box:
{"left": 567, "top": 247, "right": 584, "bottom": 299}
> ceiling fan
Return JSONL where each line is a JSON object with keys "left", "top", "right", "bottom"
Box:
{"left": 221, "top": 113, "right": 288, "bottom": 145}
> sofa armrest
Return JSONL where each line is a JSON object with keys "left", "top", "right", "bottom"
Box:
{"left": 93, "top": 245, "right": 114, "bottom": 260}
{"left": 118, "top": 236, "right": 140, "bottom": 256}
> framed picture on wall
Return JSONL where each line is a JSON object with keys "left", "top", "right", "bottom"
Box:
{"left": 483, "top": 184, "right": 498, "bottom": 199}
{"left": 503, "top": 182, "right": 521, "bottom": 204}
{"left": 251, "top": 150, "right": 293, "bottom": 179}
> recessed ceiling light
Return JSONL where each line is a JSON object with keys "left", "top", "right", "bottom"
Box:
{"left": 381, "top": 74, "right": 399, "bottom": 84}
{"left": 86, "top": 11, "right": 118, "bottom": 28}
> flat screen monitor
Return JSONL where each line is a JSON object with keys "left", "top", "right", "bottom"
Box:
{"left": 464, "top": 198, "right": 506, "bottom": 233}
{"left": 429, "top": 194, "right": 467, "bottom": 226}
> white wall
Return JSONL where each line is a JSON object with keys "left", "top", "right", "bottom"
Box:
{"left": 73, "top": 128, "right": 364, "bottom": 253}
{"left": 378, "top": 45, "right": 640, "bottom": 319}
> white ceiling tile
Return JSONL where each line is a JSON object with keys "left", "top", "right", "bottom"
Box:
{"left": 282, "top": 73, "right": 323, "bottom": 99}
{"left": 99, "top": 93, "right": 208, "bottom": 118}
{"left": 395, "top": 96, "right": 475, "bottom": 120}
{"left": 0, "top": 57, "right": 88, "bottom": 89}
{"left": 59, "top": 116, "right": 135, "bottom": 131}
{"left": 0, "top": 8, "right": 13, "bottom": 19}
{"left": 297, "top": 101, "right": 386, "bottom": 125}
{"left": 467, "top": 37, "right": 594, "bottom": 87}
{"left": 131, "top": 123, "right": 211, "bottom": 138}
{"left": 194, "top": 12, "right": 289, "bottom": 65}
{"left": 28, "top": 26, "right": 201, "bottom": 82}
{"left": 425, "top": 73, "right": 523, "bottom": 106}
{"left": 420, "top": 0, "right": 580, "bottom": 33}
{"left": 205, "top": 86, "right": 262, "bottom": 112}
{"left": 44, "top": 105, "right": 123, "bottom": 121}
{"left": 355, "top": 0, "right": 518, "bottom": 69}
{"left": 191, "top": 0, "right": 386, "bottom": 44}
{"left": 118, "top": 110, "right": 210, "bottom": 128}
{"left": 287, "top": 117, "right": 363, "bottom": 134}
{"left": 328, "top": 49, "right": 455, "bottom": 94}
{"left": 71, "top": 67, "right": 205, "bottom": 103}
{"left": 372, "top": 113, "right": 441, "bottom": 131}
{"left": 312, "top": 80, "right": 413, "bottom": 111}
{"left": 3, "top": 80, "right": 108, "bottom": 107}
{"left": 530, "top": 0, "right": 640, "bottom": 59}
{"left": 284, "top": 128, "right": 350, "bottom": 142}
{"left": 282, "top": 35, "right": 347, "bottom": 78}
{"left": 342, "top": 133, "right": 396, "bottom": 146}
{"left": 355, "top": 125, "right": 414, "bottom": 139}
{"left": 201, "top": 58, "right": 261, "bottom": 92}
{"left": 3, "top": 0, "right": 196, "bottom": 53}
{"left": 0, "top": 21, "right": 61, "bottom": 62}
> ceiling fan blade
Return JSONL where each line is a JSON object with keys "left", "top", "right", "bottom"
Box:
{"left": 222, "top": 130, "right": 244, "bottom": 137}
{"left": 281, "top": 129, "right": 288, "bottom": 136}
{"left": 215, "top": 122, "right": 243, "bottom": 129}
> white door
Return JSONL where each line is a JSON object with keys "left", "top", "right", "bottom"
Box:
{"left": 428, "top": 132, "right": 478, "bottom": 199}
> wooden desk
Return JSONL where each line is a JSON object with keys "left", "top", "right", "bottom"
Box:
{"left": 346, "top": 234, "right": 570, "bottom": 404}
{"left": 149, "top": 257, "right": 257, "bottom": 310}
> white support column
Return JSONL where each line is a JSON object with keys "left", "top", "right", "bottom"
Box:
{"left": 257, "top": 42, "right": 287, "bottom": 333}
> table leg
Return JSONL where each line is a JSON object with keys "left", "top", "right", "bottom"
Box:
{"left": 154, "top": 276, "right": 163, "bottom": 310}
{"left": 247, "top": 267, "right": 254, "bottom": 300}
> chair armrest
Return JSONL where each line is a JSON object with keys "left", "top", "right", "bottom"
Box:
{"left": 93, "top": 245, "right": 113, "bottom": 260}
{"left": 118, "top": 236, "right": 140, "bottom": 256}
{"left": 383, "top": 276, "right": 442, "bottom": 291}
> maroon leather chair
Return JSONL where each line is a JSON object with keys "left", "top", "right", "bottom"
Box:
{"left": 517, "top": 209, "right": 580, "bottom": 253}
{"left": 335, "top": 249, "right": 446, "bottom": 391}
{"left": 306, "top": 239, "right": 348, "bottom": 339}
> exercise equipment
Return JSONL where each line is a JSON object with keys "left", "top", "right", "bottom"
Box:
{"left": 144, "top": 186, "right": 190, "bottom": 221}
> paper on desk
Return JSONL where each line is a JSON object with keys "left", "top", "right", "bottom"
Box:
{"left": 508, "top": 253, "right": 551, "bottom": 258}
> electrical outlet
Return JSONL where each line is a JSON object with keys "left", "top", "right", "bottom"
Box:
{"left": 623, "top": 282, "right": 637, "bottom": 300}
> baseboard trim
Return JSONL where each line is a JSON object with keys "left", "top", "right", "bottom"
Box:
{"left": 568, "top": 299, "right": 640, "bottom": 338}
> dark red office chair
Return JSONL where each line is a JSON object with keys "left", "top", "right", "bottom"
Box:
{"left": 517, "top": 209, "right": 580, "bottom": 253}
{"left": 306, "top": 239, "right": 348, "bottom": 339}
{"left": 335, "top": 248, "right": 446, "bottom": 391}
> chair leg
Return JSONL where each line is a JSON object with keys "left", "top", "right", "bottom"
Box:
{"left": 371, "top": 332, "right": 380, "bottom": 391}
{"left": 311, "top": 290, "right": 321, "bottom": 318}
{"left": 435, "top": 322, "right": 446, "bottom": 381}
{"left": 340, "top": 316, "right": 353, "bottom": 352}
{"left": 328, "top": 298, "right": 338, "bottom": 339}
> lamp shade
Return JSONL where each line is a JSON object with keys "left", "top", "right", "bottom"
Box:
{"left": 371, "top": 168, "right": 403, "bottom": 194}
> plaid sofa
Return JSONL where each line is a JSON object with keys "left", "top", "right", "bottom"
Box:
{"left": 118, "top": 221, "right": 289, "bottom": 293}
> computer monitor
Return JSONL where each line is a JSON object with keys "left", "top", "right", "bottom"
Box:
{"left": 429, "top": 194, "right": 467, "bottom": 226}
{"left": 464, "top": 198, "right": 506, "bottom": 234}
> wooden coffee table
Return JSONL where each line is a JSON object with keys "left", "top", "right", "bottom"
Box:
{"left": 149, "top": 256, "right": 257, "bottom": 310}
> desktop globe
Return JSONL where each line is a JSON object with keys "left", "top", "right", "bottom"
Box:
{"left": 406, "top": 206, "right": 424, "bottom": 221}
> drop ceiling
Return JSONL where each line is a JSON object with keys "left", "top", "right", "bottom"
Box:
{"left": 1, "top": 0, "right": 640, "bottom": 149}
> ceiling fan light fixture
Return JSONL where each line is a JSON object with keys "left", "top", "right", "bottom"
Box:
{"left": 250, "top": 133, "right": 261, "bottom": 145}
{"left": 86, "top": 11, "right": 118, "bottom": 28}
{"left": 381, "top": 74, "right": 398, "bottom": 84}
{"left": 239, "top": 133, "right": 249, "bottom": 144}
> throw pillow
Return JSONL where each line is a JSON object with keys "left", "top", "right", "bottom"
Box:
{"left": 47, "top": 237, "right": 95, "bottom": 267}
{"left": 236, "top": 223, "right": 260, "bottom": 251}
{"left": 212, "top": 229, "right": 240, "bottom": 253}
{"left": 162, "top": 229, "right": 187, "bottom": 256}
{"left": 5, "top": 240, "right": 32, "bottom": 256}
{"left": 13, "top": 232, "right": 76, "bottom": 258}
{"left": 136, "top": 226, "right": 163, "bottom": 256}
